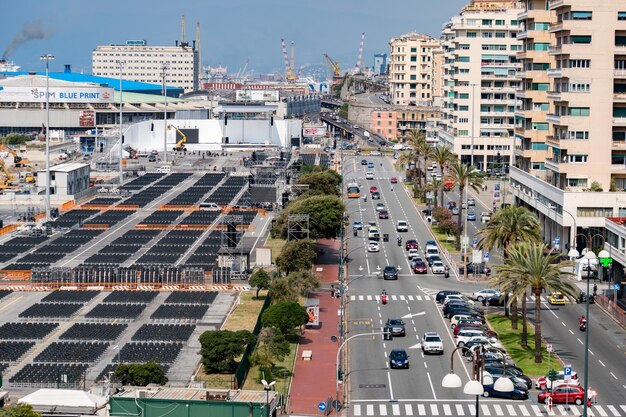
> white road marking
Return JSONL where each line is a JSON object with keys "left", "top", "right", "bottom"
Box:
{"left": 366, "top": 404, "right": 374, "bottom": 415}
{"left": 455, "top": 404, "right": 465, "bottom": 415}
{"left": 577, "top": 338, "right": 584, "bottom": 344}
{"left": 596, "top": 405, "right": 609, "bottom": 417}
{"left": 387, "top": 372, "right": 394, "bottom": 400}
{"left": 569, "top": 329, "right": 575, "bottom": 335}
{"left": 354, "top": 404, "right": 362, "bottom": 416}
{"left": 430, "top": 404, "right": 439, "bottom": 416}
{"left": 427, "top": 371, "right": 437, "bottom": 400}
{"left": 621, "top": 405, "right": 626, "bottom": 414}
{"left": 589, "top": 349, "right": 594, "bottom": 356}
{"left": 416, "top": 295, "right": 423, "bottom": 301}
{"left": 610, "top": 371, "right": 618, "bottom": 380}
{"left": 506, "top": 404, "right": 516, "bottom": 415}
{"left": 519, "top": 404, "right": 530, "bottom": 416}
{"left": 607, "top": 405, "right": 621, "bottom": 416}
{"left": 561, "top": 321, "right": 566, "bottom": 326}
{"left": 405, "top": 404, "right": 414, "bottom": 415}
{"left": 417, "top": 404, "right": 426, "bottom": 415}
{"left": 442, "top": 404, "right": 452, "bottom": 416}
{"left": 599, "top": 360, "right": 606, "bottom": 367}
{"left": 531, "top": 405, "right": 542, "bottom": 416}
{"left": 379, "top": 404, "right": 388, "bottom": 416}
{"left": 408, "top": 295, "right": 414, "bottom": 301}
{"left": 391, "top": 404, "right": 400, "bottom": 415}
{"left": 481, "top": 404, "right": 490, "bottom": 415}
{"left": 359, "top": 295, "right": 364, "bottom": 301}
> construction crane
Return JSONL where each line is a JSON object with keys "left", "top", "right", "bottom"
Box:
{"left": 0, "top": 144, "right": 30, "bottom": 167}
{"left": 353, "top": 32, "right": 366, "bottom": 75}
{"left": 323, "top": 53, "right": 341, "bottom": 77}
{"left": 280, "top": 38, "right": 296, "bottom": 82}
{"left": 169, "top": 125, "right": 187, "bottom": 151}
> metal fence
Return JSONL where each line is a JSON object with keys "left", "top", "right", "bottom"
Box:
{"left": 233, "top": 295, "right": 271, "bottom": 389}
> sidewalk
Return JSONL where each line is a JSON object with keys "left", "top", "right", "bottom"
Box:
{"left": 288, "top": 239, "right": 341, "bottom": 416}
{"left": 467, "top": 177, "right": 513, "bottom": 212}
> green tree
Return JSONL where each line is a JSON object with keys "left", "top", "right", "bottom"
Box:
{"left": 493, "top": 242, "right": 577, "bottom": 362}
{"left": 113, "top": 360, "right": 168, "bottom": 386}
{"left": 287, "top": 270, "right": 320, "bottom": 296}
{"left": 249, "top": 268, "right": 271, "bottom": 298}
{"left": 0, "top": 405, "right": 41, "bottom": 417}
{"left": 262, "top": 301, "right": 309, "bottom": 336}
{"left": 477, "top": 205, "right": 541, "bottom": 332}
{"left": 296, "top": 169, "right": 342, "bottom": 196}
{"left": 199, "top": 330, "right": 256, "bottom": 373}
{"left": 433, "top": 146, "right": 457, "bottom": 207}
{"left": 415, "top": 140, "right": 435, "bottom": 195}
{"left": 269, "top": 276, "right": 300, "bottom": 302}
{"left": 446, "top": 162, "right": 483, "bottom": 250}
{"left": 250, "top": 328, "right": 291, "bottom": 370}
{"left": 1, "top": 134, "right": 30, "bottom": 146}
{"left": 275, "top": 239, "right": 316, "bottom": 275}
{"left": 272, "top": 195, "right": 345, "bottom": 239}
{"left": 423, "top": 178, "right": 443, "bottom": 208}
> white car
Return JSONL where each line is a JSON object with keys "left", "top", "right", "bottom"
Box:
{"left": 452, "top": 207, "right": 460, "bottom": 215}
{"left": 535, "top": 371, "right": 580, "bottom": 390}
{"left": 459, "top": 335, "right": 501, "bottom": 349}
{"left": 456, "top": 329, "right": 486, "bottom": 346}
{"left": 368, "top": 228, "right": 381, "bottom": 240}
{"left": 472, "top": 289, "right": 501, "bottom": 302}
{"left": 366, "top": 172, "right": 374, "bottom": 180}
{"left": 367, "top": 241, "right": 380, "bottom": 252}
{"left": 407, "top": 248, "right": 420, "bottom": 260}
{"left": 396, "top": 220, "right": 408, "bottom": 232}
{"left": 431, "top": 261, "right": 446, "bottom": 274}
{"left": 450, "top": 314, "right": 480, "bottom": 328}
{"left": 481, "top": 212, "right": 491, "bottom": 223}
{"left": 376, "top": 203, "right": 385, "bottom": 211}
{"left": 421, "top": 332, "right": 444, "bottom": 355}
{"left": 444, "top": 294, "right": 475, "bottom": 306}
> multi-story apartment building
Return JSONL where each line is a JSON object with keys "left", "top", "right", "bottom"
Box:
{"left": 438, "top": 0, "right": 523, "bottom": 172}
{"left": 389, "top": 33, "right": 442, "bottom": 106}
{"left": 514, "top": 0, "right": 555, "bottom": 180}
{"left": 509, "top": 0, "right": 626, "bottom": 257}
{"left": 92, "top": 40, "right": 199, "bottom": 93}
{"left": 370, "top": 107, "right": 440, "bottom": 142}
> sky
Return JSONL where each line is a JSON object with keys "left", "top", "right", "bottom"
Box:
{"left": 1, "top": 0, "right": 469, "bottom": 76}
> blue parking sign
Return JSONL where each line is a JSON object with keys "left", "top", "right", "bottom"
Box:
{"left": 564, "top": 366, "right": 572, "bottom": 376}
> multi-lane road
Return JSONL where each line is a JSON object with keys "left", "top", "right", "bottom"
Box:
{"left": 341, "top": 154, "right": 626, "bottom": 417}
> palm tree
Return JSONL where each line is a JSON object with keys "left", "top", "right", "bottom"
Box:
{"left": 433, "top": 146, "right": 457, "bottom": 207}
{"left": 404, "top": 129, "right": 427, "bottom": 188}
{"left": 477, "top": 206, "right": 541, "bottom": 330}
{"left": 423, "top": 178, "right": 443, "bottom": 208}
{"left": 447, "top": 162, "right": 483, "bottom": 250}
{"left": 416, "top": 140, "right": 435, "bottom": 192}
{"left": 493, "top": 242, "right": 577, "bottom": 363}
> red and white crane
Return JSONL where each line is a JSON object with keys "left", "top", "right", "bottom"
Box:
{"left": 353, "top": 32, "right": 365, "bottom": 75}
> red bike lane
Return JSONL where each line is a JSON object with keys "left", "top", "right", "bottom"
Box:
{"left": 288, "top": 238, "right": 342, "bottom": 415}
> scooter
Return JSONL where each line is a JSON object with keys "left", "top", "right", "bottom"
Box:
{"left": 444, "top": 267, "right": 450, "bottom": 278}
{"left": 382, "top": 294, "right": 388, "bottom": 305}
{"left": 579, "top": 320, "right": 587, "bottom": 332}
{"left": 397, "top": 238, "right": 402, "bottom": 247}
{"left": 353, "top": 228, "right": 358, "bottom": 237}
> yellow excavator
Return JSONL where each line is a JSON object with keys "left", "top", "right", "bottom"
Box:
{"left": 169, "top": 125, "right": 187, "bottom": 151}
{"left": 0, "top": 159, "right": 18, "bottom": 189}
{"left": 0, "top": 144, "right": 30, "bottom": 167}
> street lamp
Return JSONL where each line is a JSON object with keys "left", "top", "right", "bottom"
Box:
{"left": 116, "top": 61, "right": 125, "bottom": 185}
{"left": 261, "top": 379, "right": 276, "bottom": 417}
{"left": 40, "top": 53, "right": 55, "bottom": 221}
{"left": 567, "top": 232, "right": 609, "bottom": 417}
{"left": 161, "top": 62, "right": 169, "bottom": 163}
{"left": 442, "top": 345, "right": 514, "bottom": 417}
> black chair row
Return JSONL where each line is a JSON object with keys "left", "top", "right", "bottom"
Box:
{"left": 164, "top": 291, "right": 217, "bottom": 305}
{"left": 194, "top": 173, "right": 225, "bottom": 187}
{"left": 85, "top": 303, "right": 147, "bottom": 319}
{"left": 0, "top": 341, "right": 35, "bottom": 361}
{"left": 122, "top": 173, "right": 165, "bottom": 190}
{"left": 153, "top": 173, "right": 192, "bottom": 187}
{"left": 19, "top": 303, "right": 82, "bottom": 318}
{"left": 178, "top": 211, "right": 220, "bottom": 225}
{"left": 115, "top": 342, "right": 183, "bottom": 364}
{"left": 138, "top": 210, "right": 184, "bottom": 225}
{"left": 132, "top": 324, "right": 196, "bottom": 342}
{"left": 103, "top": 290, "right": 158, "bottom": 304}
{"left": 34, "top": 341, "right": 108, "bottom": 363}
{"left": 85, "top": 197, "right": 123, "bottom": 206}
{"left": 10, "top": 363, "right": 88, "bottom": 384}
{"left": 0, "top": 323, "right": 58, "bottom": 340}
{"left": 84, "top": 253, "right": 132, "bottom": 265}
{"left": 49, "top": 210, "right": 99, "bottom": 228}
{"left": 60, "top": 323, "right": 128, "bottom": 341}
{"left": 86, "top": 210, "right": 132, "bottom": 226}
{"left": 150, "top": 304, "right": 209, "bottom": 320}
{"left": 42, "top": 290, "right": 99, "bottom": 303}
{"left": 0, "top": 289, "right": 12, "bottom": 301}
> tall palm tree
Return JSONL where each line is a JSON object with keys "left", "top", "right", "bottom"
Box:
{"left": 493, "top": 242, "right": 577, "bottom": 363}
{"left": 404, "top": 129, "right": 427, "bottom": 188}
{"left": 477, "top": 206, "right": 541, "bottom": 330}
{"left": 433, "top": 146, "right": 457, "bottom": 207}
{"left": 423, "top": 178, "right": 443, "bottom": 208}
{"left": 447, "top": 162, "right": 483, "bottom": 250}
{"left": 416, "top": 140, "right": 435, "bottom": 192}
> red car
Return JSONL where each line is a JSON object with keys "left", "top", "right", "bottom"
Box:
{"left": 390, "top": 177, "right": 398, "bottom": 184}
{"left": 538, "top": 385, "right": 591, "bottom": 405}
{"left": 412, "top": 261, "right": 428, "bottom": 274}
{"left": 370, "top": 186, "right": 378, "bottom": 193}
{"left": 405, "top": 239, "right": 419, "bottom": 250}
{"left": 378, "top": 210, "right": 389, "bottom": 219}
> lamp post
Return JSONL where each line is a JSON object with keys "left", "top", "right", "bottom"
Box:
{"left": 442, "top": 345, "right": 514, "bottom": 417}
{"left": 261, "top": 379, "right": 276, "bottom": 417}
{"left": 116, "top": 61, "right": 125, "bottom": 185}
{"left": 161, "top": 62, "right": 169, "bottom": 163}
{"left": 40, "top": 54, "right": 55, "bottom": 221}
{"left": 567, "top": 231, "right": 609, "bottom": 417}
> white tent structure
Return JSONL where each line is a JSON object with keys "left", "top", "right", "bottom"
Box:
{"left": 18, "top": 389, "right": 107, "bottom": 415}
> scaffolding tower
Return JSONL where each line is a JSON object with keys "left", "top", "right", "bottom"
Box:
{"left": 287, "top": 214, "right": 310, "bottom": 241}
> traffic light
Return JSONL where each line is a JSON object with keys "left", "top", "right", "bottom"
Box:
{"left": 337, "top": 369, "right": 344, "bottom": 381}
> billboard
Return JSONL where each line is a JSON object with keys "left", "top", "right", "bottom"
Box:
{"left": 303, "top": 127, "right": 326, "bottom": 137}
{"left": 79, "top": 111, "right": 95, "bottom": 127}
{"left": 235, "top": 89, "right": 279, "bottom": 102}
{"left": 0, "top": 86, "right": 115, "bottom": 103}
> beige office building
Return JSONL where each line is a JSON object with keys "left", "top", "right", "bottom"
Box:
{"left": 388, "top": 33, "right": 442, "bottom": 106}
{"left": 92, "top": 40, "right": 199, "bottom": 93}
{"left": 510, "top": 0, "right": 626, "bottom": 252}
{"left": 438, "top": 0, "right": 523, "bottom": 171}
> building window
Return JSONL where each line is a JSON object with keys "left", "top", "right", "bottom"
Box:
{"left": 569, "top": 179, "right": 588, "bottom": 188}
{"left": 467, "top": 32, "right": 477, "bottom": 38}
{"left": 569, "top": 59, "right": 591, "bottom": 68}
{"left": 619, "top": 12, "right": 626, "bottom": 21}
{"left": 531, "top": 143, "right": 548, "bottom": 150}
{"left": 459, "top": 93, "right": 469, "bottom": 99}
{"left": 571, "top": 35, "right": 592, "bottom": 44}
{"left": 458, "top": 130, "right": 469, "bottom": 136}
{"left": 459, "top": 105, "right": 469, "bottom": 111}
{"left": 410, "top": 47, "right": 417, "bottom": 53}
{"left": 533, "top": 43, "right": 550, "bottom": 51}
{"left": 532, "top": 123, "right": 549, "bottom": 130}
{"left": 460, "top": 44, "right": 470, "bottom": 50}
{"left": 571, "top": 11, "right": 592, "bottom": 20}
{"left": 482, "top": 32, "right": 493, "bottom": 38}
{"left": 568, "top": 131, "right": 589, "bottom": 140}
{"left": 568, "top": 107, "right": 590, "bottom": 116}
{"left": 482, "top": 19, "right": 492, "bottom": 25}
{"left": 458, "top": 118, "right": 468, "bottom": 123}
{"left": 495, "top": 19, "right": 505, "bottom": 26}
{"left": 577, "top": 207, "right": 612, "bottom": 217}
{"left": 532, "top": 162, "right": 545, "bottom": 170}
{"left": 568, "top": 154, "right": 588, "bottom": 163}
{"left": 467, "top": 19, "right": 476, "bottom": 25}
{"left": 534, "top": 22, "right": 550, "bottom": 30}
{"left": 495, "top": 32, "right": 506, "bottom": 38}
{"left": 458, "top": 56, "right": 470, "bottom": 62}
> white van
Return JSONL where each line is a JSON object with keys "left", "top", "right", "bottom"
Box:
{"left": 156, "top": 165, "right": 171, "bottom": 173}
{"left": 199, "top": 202, "right": 220, "bottom": 211}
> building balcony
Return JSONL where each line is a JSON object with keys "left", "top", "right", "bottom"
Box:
{"left": 547, "top": 68, "right": 562, "bottom": 78}
{"left": 544, "top": 158, "right": 561, "bottom": 172}
{"left": 614, "top": 117, "right": 626, "bottom": 126}
{"left": 546, "top": 113, "right": 561, "bottom": 124}
{"left": 548, "top": 0, "right": 564, "bottom": 10}
{"left": 612, "top": 140, "right": 626, "bottom": 149}
{"left": 616, "top": 69, "right": 626, "bottom": 78}
{"left": 546, "top": 135, "right": 560, "bottom": 147}
{"left": 548, "top": 22, "right": 563, "bottom": 33}
{"left": 517, "top": 9, "right": 528, "bottom": 20}
{"left": 614, "top": 93, "right": 626, "bottom": 102}
{"left": 611, "top": 164, "right": 626, "bottom": 173}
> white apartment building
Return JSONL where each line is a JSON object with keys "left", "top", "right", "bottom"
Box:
{"left": 438, "top": 0, "right": 523, "bottom": 171}
{"left": 510, "top": 0, "right": 626, "bottom": 253}
{"left": 92, "top": 40, "right": 199, "bottom": 93}
{"left": 388, "top": 33, "right": 442, "bottom": 106}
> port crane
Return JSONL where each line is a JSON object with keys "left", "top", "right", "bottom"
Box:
{"left": 169, "top": 125, "right": 188, "bottom": 151}
{"left": 281, "top": 38, "right": 297, "bottom": 82}
{"left": 353, "top": 32, "right": 366, "bottom": 75}
{"left": 323, "top": 53, "right": 341, "bottom": 77}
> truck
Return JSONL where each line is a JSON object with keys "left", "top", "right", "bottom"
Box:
{"left": 169, "top": 125, "right": 187, "bottom": 152}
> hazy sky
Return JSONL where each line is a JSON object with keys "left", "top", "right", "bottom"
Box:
{"left": 1, "top": 0, "right": 469, "bottom": 75}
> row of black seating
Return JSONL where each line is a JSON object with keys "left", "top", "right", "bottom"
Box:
{"left": 151, "top": 304, "right": 209, "bottom": 321}
{"left": 10, "top": 363, "right": 88, "bottom": 385}
{"left": 0, "top": 289, "right": 12, "bottom": 300}
{"left": 19, "top": 303, "right": 83, "bottom": 319}
{"left": 49, "top": 210, "right": 99, "bottom": 228}
{"left": 132, "top": 324, "right": 195, "bottom": 342}
{"left": 115, "top": 342, "right": 183, "bottom": 364}
{"left": 85, "top": 303, "right": 147, "bottom": 319}
{"left": 164, "top": 291, "right": 217, "bottom": 305}
{"left": 122, "top": 173, "right": 165, "bottom": 190}
{"left": 34, "top": 341, "right": 108, "bottom": 363}
{"left": 86, "top": 210, "right": 132, "bottom": 226}
{"left": 103, "top": 290, "right": 158, "bottom": 304}
{"left": 42, "top": 290, "right": 99, "bottom": 303}
{"left": 138, "top": 210, "right": 184, "bottom": 225}
{"left": 0, "top": 341, "right": 35, "bottom": 362}
{"left": 0, "top": 323, "right": 58, "bottom": 340}
{"left": 60, "top": 323, "right": 128, "bottom": 341}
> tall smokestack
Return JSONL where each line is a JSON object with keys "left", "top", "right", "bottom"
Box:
{"left": 195, "top": 21, "right": 201, "bottom": 91}
{"left": 181, "top": 15, "right": 187, "bottom": 45}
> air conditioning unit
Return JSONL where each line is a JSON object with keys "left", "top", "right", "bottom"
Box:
{"left": 137, "top": 390, "right": 148, "bottom": 399}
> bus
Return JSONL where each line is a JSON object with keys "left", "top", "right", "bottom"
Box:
{"left": 347, "top": 182, "right": 360, "bottom": 198}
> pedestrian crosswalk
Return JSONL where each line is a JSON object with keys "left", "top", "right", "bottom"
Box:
{"left": 349, "top": 293, "right": 576, "bottom": 304}
{"left": 350, "top": 402, "right": 626, "bottom": 417}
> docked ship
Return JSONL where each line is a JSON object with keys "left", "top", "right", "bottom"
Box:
{"left": 0, "top": 59, "right": 20, "bottom": 72}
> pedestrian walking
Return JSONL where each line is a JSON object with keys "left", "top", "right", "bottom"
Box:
{"left": 593, "top": 283, "right": 598, "bottom": 296}
{"left": 330, "top": 284, "right": 335, "bottom": 298}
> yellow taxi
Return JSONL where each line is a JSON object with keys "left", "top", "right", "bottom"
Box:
{"left": 548, "top": 292, "right": 566, "bottom": 305}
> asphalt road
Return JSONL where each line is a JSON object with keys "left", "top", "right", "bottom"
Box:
{"left": 341, "top": 154, "right": 626, "bottom": 416}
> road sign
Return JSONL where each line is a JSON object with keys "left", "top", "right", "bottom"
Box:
{"left": 483, "top": 251, "right": 490, "bottom": 262}
{"left": 318, "top": 402, "right": 327, "bottom": 412}
{"left": 547, "top": 344, "right": 553, "bottom": 353}
{"left": 472, "top": 250, "right": 483, "bottom": 264}
{"left": 564, "top": 365, "right": 572, "bottom": 381}
{"left": 614, "top": 284, "right": 621, "bottom": 290}
{"left": 472, "top": 237, "right": 478, "bottom": 247}
{"left": 332, "top": 400, "right": 342, "bottom": 412}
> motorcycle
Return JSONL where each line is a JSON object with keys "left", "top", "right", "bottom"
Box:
{"left": 444, "top": 267, "right": 450, "bottom": 278}
{"left": 579, "top": 319, "right": 587, "bottom": 332}
{"left": 353, "top": 228, "right": 358, "bottom": 237}
{"left": 382, "top": 294, "right": 388, "bottom": 305}
{"left": 397, "top": 238, "right": 402, "bottom": 246}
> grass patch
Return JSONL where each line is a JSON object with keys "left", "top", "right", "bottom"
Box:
{"left": 265, "top": 238, "right": 286, "bottom": 263}
{"left": 243, "top": 340, "right": 298, "bottom": 393}
{"left": 431, "top": 226, "right": 457, "bottom": 252}
{"left": 487, "top": 313, "right": 562, "bottom": 377}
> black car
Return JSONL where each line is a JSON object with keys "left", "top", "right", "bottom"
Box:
{"left": 427, "top": 255, "right": 442, "bottom": 267}
{"left": 577, "top": 290, "right": 595, "bottom": 304}
{"left": 444, "top": 306, "right": 484, "bottom": 321}
{"left": 436, "top": 290, "right": 461, "bottom": 303}
{"left": 484, "top": 365, "right": 532, "bottom": 389}
{"left": 385, "top": 318, "right": 406, "bottom": 336}
{"left": 459, "top": 262, "right": 492, "bottom": 276}
{"left": 361, "top": 159, "right": 368, "bottom": 165}
{"left": 389, "top": 349, "right": 409, "bottom": 369}
{"left": 372, "top": 191, "right": 381, "bottom": 200}
{"left": 378, "top": 210, "right": 389, "bottom": 219}
{"left": 383, "top": 266, "right": 398, "bottom": 280}
{"left": 483, "top": 295, "right": 507, "bottom": 306}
